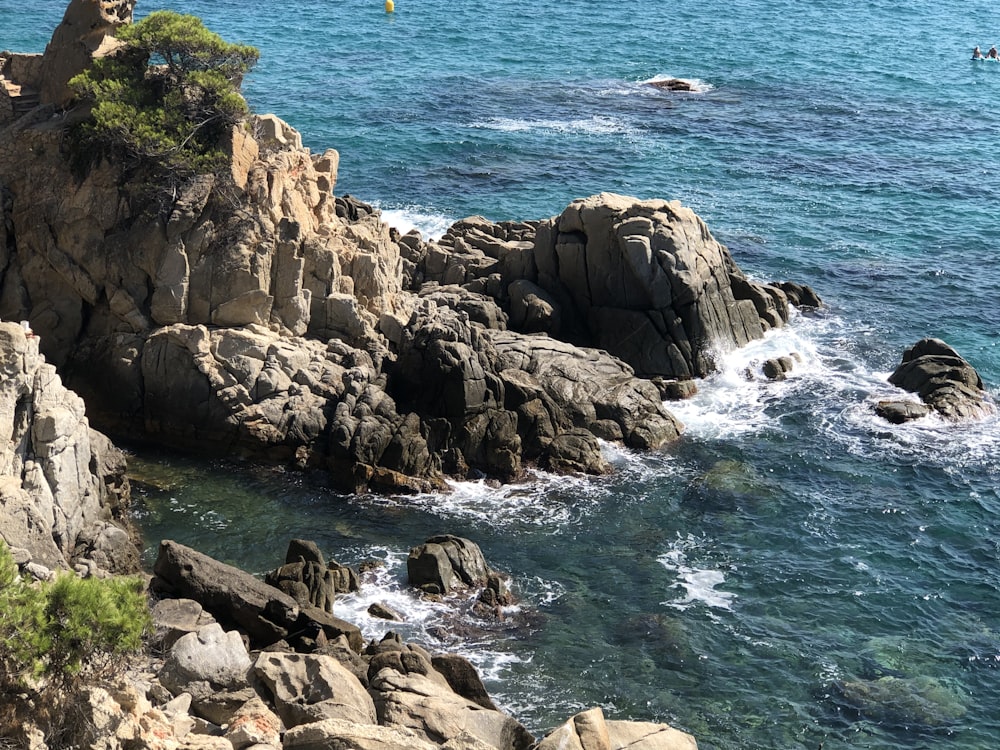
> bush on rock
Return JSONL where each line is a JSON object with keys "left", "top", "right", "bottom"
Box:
{"left": 69, "top": 10, "right": 258, "bottom": 193}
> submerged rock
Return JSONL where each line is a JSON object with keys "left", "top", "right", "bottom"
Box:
{"left": 833, "top": 675, "right": 967, "bottom": 728}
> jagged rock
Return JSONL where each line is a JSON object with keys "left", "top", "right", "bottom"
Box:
{"left": 407, "top": 535, "right": 491, "bottom": 594}
{"left": 265, "top": 560, "right": 336, "bottom": 612}
{"left": 475, "top": 192, "right": 815, "bottom": 378}
{"left": 369, "top": 667, "right": 534, "bottom": 750}
{"left": 38, "top": 0, "right": 134, "bottom": 108}
{"left": 652, "top": 378, "right": 698, "bottom": 401}
{"left": 536, "top": 707, "right": 698, "bottom": 750}
{"left": 776, "top": 281, "right": 822, "bottom": 308}
{"left": 507, "top": 279, "right": 561, "bottom": 336}
{"left": 431, "top": 654, "right": 499, "bottom": 711}
{"left": 544, "top": 428, "right": 611, "bottom": 475}
{"left": 885, "top": 338, "right": 994, "bottom": 421}
{"left": 491, "top": 331, "right": 683, "bottom": 454}
{"left": 0, "top": 321, "right": 134, "bottom": 572}
{"left": 316, "top": 634, "right": 371, "bottom": 687}
{"left": 253, "top": 651, "right": 377, "bottom": 728}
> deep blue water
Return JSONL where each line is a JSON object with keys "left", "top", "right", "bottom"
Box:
{"left": 3, "top": 1, "right": 1000, "bottom": 748}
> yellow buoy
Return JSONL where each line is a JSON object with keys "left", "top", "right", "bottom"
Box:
{"left": 385, "top": 0, "right": 394, "bottom": 12}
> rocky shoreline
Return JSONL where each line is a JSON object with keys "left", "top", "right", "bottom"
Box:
{"left": 0, "top": 2, "right": 996, "bottom": 749}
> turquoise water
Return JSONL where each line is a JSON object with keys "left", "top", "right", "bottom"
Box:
{"left": 5, "top": 1, "right": 1000, "bottom": 747}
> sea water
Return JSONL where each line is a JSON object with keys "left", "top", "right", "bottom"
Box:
{"left": 3, "top": 1, "right": 1000, "bottom": 747}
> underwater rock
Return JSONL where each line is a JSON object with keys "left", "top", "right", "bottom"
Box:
{"left": 686, "top": 459, "right": 780, "bottom": 511}
{"left": 833, "top": 674, "right": 967, "bottom": 728}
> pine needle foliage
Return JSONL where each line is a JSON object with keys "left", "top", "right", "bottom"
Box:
{"left": 68, "top": 10, "right": 259, "bottom": 191}
{"left": 0, "top": 541, "right": 150, "bottom": 694}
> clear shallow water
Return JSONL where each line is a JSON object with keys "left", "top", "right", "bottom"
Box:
{"left": 4, "top": 1, "right": 1000, "bottom": 748}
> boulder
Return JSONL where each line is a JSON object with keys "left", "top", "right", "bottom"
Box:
{"left": 369, "top": 667, "right": 534, "bottom": 750}
{"left": 223, "top": 696, "right": 281, "bottom": 750}
{"left": 158, "top": 624, "right": 252, "bottom": 696}
{"left": 407, "top": 535, "right": 491, "bottom": 594}
{"left": 536, "top": 707, "right": 698, "bottom": 750}
{"left": 150, "top": 597, "right": 218, "bottom": 650}
{"left": 885, "top": 338, "right": 994, "bottom": 421}
{"left": 152, "top": 540, "right": 300, "bottom": 647}
{"left": 282, "top": 718, "right": 439, "bottom": 750}
{"left": 833, "top": 675, "right": 966, "bottom": 728}
{"left": 431, "top": 654, "right": 499, "bottom": 711}
{"left": 253, "top": 651, "right": 377, "bottom": 728}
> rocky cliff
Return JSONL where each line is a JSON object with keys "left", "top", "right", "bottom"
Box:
{"left": 0, "top": 321, "right": 134, "bottom": 573}
{"left": 0, "top": 1, "right": 816, "bottom": 494}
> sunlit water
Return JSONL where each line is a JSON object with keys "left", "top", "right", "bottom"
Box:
{"left": 4, "top": 1, "right": 1000, "bottom": 747}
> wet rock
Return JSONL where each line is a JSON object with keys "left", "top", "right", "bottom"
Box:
{"left": 874, "top": 399, "right": 931, "bottom": 424}
{"left": 647, "top": 78, "right": 698, "bottom": 92}
{"left": 652, "top": 378, "right": 698, "bottom": 401}
{"left": 407, "top": 535, "right": 491, "bottom": 594}
{"left": 762, "top": 354, "right": 796, "bottom": 381}
{"left": 368, "top": 602, "right": 404, "bottom": 621}
{"left": 885, "top": 338, "right": 994, "bottom": 421}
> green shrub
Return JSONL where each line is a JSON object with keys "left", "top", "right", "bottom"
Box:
{"left": 0, "top": 541, "right": 150, "bottom": 692}
{"left": 68, "top": 10, "right": 259, "bottom": 194}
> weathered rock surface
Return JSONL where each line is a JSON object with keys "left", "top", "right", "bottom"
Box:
{"left": 881, "top": 338, "right": 994, "bottom": 422}
{"left": 282, "top": 717, "right": 440, "bottom": 750}
{"left": 428, "top": 193, "right": 818, "bottom": 380}
{"left": 152, "top": 539, "right": 363, "bottom": 650}
{"left": 253, "top": 651, "right": 378, "bottom": 728}
{"left": 159, "top": 623, "right": 252, "bottom": 694}
{"left": 370, "top": 667, "right": 534, "bottom": 750}
{"left": 536, "top": 707, "right": 699, "bottom": 750}
{"left": 407, "top": 535, "right": 491, "bottom": 594}
{"left": 0, "top": 321, "right": 135, "bottom": 572}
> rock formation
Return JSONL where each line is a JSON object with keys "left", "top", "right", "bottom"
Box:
{"left": 0, "top": 320, "right": 135, "bottom": 573}
{"left": 876, "top": 338, "right": 995, "bottom": 423}
{"left": 0, "top": 2, "right": 817, "bottom": 495}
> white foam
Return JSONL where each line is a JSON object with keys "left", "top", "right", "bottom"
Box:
{"left": 333, "top": 544, "right": 529, "bottom": 700}
{"left": 467, "top": 115, "right": 637, "bottom": 137}
{"left": 667, "top": 319, "right": 822, "bottom": 439}
{"left": 376, "top": 204, "right": 455, "bottom": 241}
{"left": 665, "top": 308, "right": 1000, "bottom": 475}
{"left": 658, "top": 535, "right": 735, "bottom": 611}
